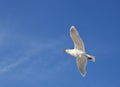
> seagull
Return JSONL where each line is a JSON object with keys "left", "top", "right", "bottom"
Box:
{"left": 64, "top": 26, "right": 95, "bottom": 77}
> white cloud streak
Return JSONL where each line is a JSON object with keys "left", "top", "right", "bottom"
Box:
{"left": 0, "top": 43, "right": 55, "bottom": 73}
{"left": 0, "top": 30, "right": 68, "bottom": 76}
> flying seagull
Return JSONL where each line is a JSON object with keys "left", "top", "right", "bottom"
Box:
{"left": 64, "top": 26, "right": 95, "bottom": 77}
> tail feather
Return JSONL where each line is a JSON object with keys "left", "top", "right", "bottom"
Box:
{"left": 86, "top": 54, "right": 95, "bottom": 62}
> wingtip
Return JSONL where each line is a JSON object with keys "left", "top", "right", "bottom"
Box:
{"left": 70, "top": 25, "right": 75, "bottom": 29}
{"left": 70, "top": 25, "right": 76, "bottom": 32}
{"left": 82, "top": 74, "right": 86, "bottom": 77}
{"left": 81, "top": 71, "right": 86, "bottom": 77}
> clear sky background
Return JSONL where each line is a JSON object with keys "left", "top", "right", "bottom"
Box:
{"left": 0, "top": 0, "right": 120, "bottom": 87}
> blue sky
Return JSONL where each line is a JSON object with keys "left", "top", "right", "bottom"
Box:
{"left": 0, "top": 0, "right": 120, "bottom": 87}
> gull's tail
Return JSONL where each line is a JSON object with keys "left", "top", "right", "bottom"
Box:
{"left": 86, "top": 54, "right": 95, "bottom": 62}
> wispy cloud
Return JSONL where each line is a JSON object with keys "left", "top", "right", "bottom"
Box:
{"left": 0, "top": 59, "right": 23, "bottom": 73}
{"left": 0, "top": 30, "right": 69, "bottom": 77}
{"left": 0, "top": 41, "right": 55, "bottom": 73}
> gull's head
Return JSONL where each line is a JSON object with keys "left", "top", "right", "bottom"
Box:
{"left": 64, "top": 49, "right": 76, "bottom": 57}
{"left": 64, "top": 49, "right": 69, "bottom": 53}
{"left": 64, "top": 50, "right": 66, "bottom": 53}
{"left": 64, "top": 49, "right": 73, "bottom": 55}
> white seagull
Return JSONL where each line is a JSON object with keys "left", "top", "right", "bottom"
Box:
{"left": 64, "top": 26, "right": 95, "bottom": 77}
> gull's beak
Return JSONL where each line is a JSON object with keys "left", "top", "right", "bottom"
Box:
{"left": 64, "top": 50, "right": 66, "bottom": 52}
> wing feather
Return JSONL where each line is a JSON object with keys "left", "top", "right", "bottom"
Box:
{"left": 70, "top": 26, "right": 85, "bottom": 51}
{"left": 76, "top": 55, "right": 87, "bottom": 77}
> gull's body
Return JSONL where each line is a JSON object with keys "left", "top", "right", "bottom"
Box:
{"left": 64, "top": 26, "right": 95, "bottom": 77}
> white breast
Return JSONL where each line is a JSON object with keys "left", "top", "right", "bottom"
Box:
{"left": 70, "top": 49, "right": 84, "bottom": 58}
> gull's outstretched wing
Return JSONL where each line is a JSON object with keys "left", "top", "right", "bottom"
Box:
{"left": 76, "top": 55, "right": 87, "bottom": 77}
{"left": 70, "top": 26, "right": 85, "bottom": 52}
